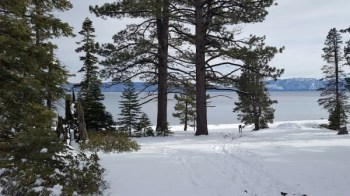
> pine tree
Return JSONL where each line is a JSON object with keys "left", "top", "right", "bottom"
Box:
{"left": 1, "top": 2, "right": 108, "bottom": 194}
{"left": 118, "top": 81, "right": 142, "bottom": 136}
{"left": 136, "top": 113, "right": 154, "bottom": 137}
{"left": 173, "top": 81, "right": 196, "bottom": 131}
{"left": 342, "top": 28, "right": 350, "bottom": 66}
{"left": 318, "top": 28, "right": 349, "bottom": 133}
{"left": 0, "top": 0, "right": 69, "bottom": 145}
{"left": 76, "top": 17, "right": 115, "bottom": 131}
{"left": 28, "top": 0, "right": 73, "bottom": 110}
{"left": 172, "top": 0, "right": 279, "bottom": 135}
{"left": 90, "top": 0, "right": 170, "bottom": 134}
{"left": 234, "top": 70, "right": 277, "bottom": 131}
{"left": 233, "top": 44, "right": 280, "bottom": 131}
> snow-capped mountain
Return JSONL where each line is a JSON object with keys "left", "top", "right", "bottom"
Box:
{"left": 66, "top": 78, "right": 327, "bottom": 92}
{"left": 266, "top": 78, "right": 324, "bottom": 91}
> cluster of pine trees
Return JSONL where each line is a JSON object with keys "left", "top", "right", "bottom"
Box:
{"left": 0, "top": 0, "right": 73, "bottom": 138}
{"left": 75, "top": 18, "right": 154, "bottom": 137}
{"left": 318, "top": 28, "right": 350, "bottom": 134}
{"left": 0, "top": 1, "right": 109, "bottom": 195}
{"left": 89, "top": 0, "right": 284, "bottom": 135}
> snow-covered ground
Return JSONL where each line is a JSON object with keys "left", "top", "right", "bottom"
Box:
{"left": 99, "top": 120, "right": 350, "bottom": 196}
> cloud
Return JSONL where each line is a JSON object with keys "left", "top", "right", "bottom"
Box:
{"left": 55, "top": 0, "right": 350, "bottom": 83}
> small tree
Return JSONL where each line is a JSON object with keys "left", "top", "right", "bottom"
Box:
{"left": 234, "top": 72, "right": 277, "bottom": 130}
{"left": 136, "top": 113, "right": 154, "bottom": 137}
{"left": 173, "top": 81, "right": 196, "bottom": 131}
{"left": 76, "top": 17, "right": 115, "bottom": 131}
{"left": 318, "top": 28, "right": 349, "bottom": 133}
{"left": 118, "top": 81, "right": 142, "bottom": 136}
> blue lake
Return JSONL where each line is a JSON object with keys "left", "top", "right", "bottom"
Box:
{"left": 56, "top": 91, "right": 327, "bottom": 125}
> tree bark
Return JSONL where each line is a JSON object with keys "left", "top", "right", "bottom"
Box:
{"left": 184, "top": 102, "right": 188, "bottom": 131}
{"left": 76, "top": 102, "right": 88, "bottom": 141}
{"left": 194, "top": 0, "right": 208, "bottom": 135}
{"left": 334, "top": 36, "right": 340, "bottom": 130}
{"left": 156, "top": 0, "right": 170, "bottom": 135}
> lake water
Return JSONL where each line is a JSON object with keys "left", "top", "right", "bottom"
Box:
{"left": 56, "top": 91, "right": 327, "bottom": 125}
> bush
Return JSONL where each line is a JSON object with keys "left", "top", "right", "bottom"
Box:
{"left": 0, "top": 128, "right": 108, "bottom": 195}
{"left": 80, "top": 131, "right": 140, "bottom": 153}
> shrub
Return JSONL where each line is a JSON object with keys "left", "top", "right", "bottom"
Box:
{"left": 80, "top": 131, "right": 140, "bottom": 153}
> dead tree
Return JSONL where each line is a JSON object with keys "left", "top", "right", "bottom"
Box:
{"left": 56, "top": 94, "right": 88, "bottom": 146}
{"left": 76, "top": 101, "right": 88, "bottom": 141}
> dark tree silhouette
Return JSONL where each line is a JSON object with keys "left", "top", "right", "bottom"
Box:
{"left": 76, "top": 17, "right": 115, "bottom": 131}
{"left": 318, "top": 28, "right": 349, "bottom": 133}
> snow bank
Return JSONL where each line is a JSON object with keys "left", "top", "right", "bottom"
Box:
{"left": 99, "top": 120, "right": 350, "bottom": 196}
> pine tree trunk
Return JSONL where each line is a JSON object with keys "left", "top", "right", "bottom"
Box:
{"left": 334, "top": 38, "right": 340, "bottom": 130}
{"left": 76, "top": 102, "right": 88, "bottom": 141}
{"left": 194, "top": 0, "right": 208, "bottom": 136}
{"left": 156, "top": 0, "right": 170, "bottom": 135}
{"left": 56, "top": 116, "right": 64, "bottom": 138}
{"left": 46, "top": 46, "right": 54, "bottom": 110}
{"left": 254, "top": 115, "right": 260, "bottom": 131}
{"left": 184, "top": 102, "right": 188, "bottom": 131}
{"left": 65, "top": 99, "right": 73, "bottom": 126}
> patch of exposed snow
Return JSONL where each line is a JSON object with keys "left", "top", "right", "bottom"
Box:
{"left": 40, "top": 148, "right": 48, "bottom": 153}
{"left": 49, "top": 184, "right": 63, "bottom": 196}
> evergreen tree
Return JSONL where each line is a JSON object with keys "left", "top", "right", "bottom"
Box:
{"left": 342, "top": 27, "right": 350, "bottom": 66}
{"left": 0, "top": 0, "right": 71, "bottom": 133}
{"left": 136, "top": 113, "right": 154, "bottom": 137}
{"left": 173, "top": 81, "right": 196, "bottom": 131}
{"left": 318, "top": 28, "right": 350, "bottom": 133}
{"left": 90, "top": 0, "right": 282, "bottom": 136}
{"left": 171, "top": 0, "right": 280, "bottom": 135}
{"left": 233, "top": 43, "right": 280, "bottom": 131}
{"left": 118, "top": 81, "right": 142, "bottom": 136}
{"left": 234, "top": 75, "right": 276, "bottom": 131}
{"left": 0, "top": 2, "right": 109, "bottom": 194}
{"left": 76, "top": 17, "right": 115, "bottom": 131}
{"left": 28, "top": 0, "right": 73, "bottom": 110}
{"left": 90, "top": 0, "right": 170, "bottom": 134}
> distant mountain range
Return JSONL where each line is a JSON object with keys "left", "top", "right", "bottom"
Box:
{"left": 66, "top": 78, "right": 326, "bottom": 92}
{"left": 266, "top": 78, "right": 324, "bottom": 91}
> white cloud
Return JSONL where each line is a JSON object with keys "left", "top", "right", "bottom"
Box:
{"left": 55, "top": 0, "right": 350, "bottom": 82}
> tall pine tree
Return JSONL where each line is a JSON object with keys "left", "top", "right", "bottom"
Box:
{"left": 90, "top": 0, "right": 170, "bottom": 134}
{"left": 76, "top": 17, "right": 115, "bottom": 131}
{"left": 170, "top": 0, "right": 280, "bottom": 135}
{"left": 318, "top": 28, "right": 349, "bottom": 133}
{"left": 118, "top": 81, "right": 142, "bottom": 136}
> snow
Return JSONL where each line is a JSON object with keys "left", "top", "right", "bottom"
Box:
{"left": 49, "top": 184, "right": 63, "bottom": 196}
{"left": 98, "top": 120, "right": 350, "bottom": 196}
{"left": 40, "top": 148, "right": 48, "bottom": 153}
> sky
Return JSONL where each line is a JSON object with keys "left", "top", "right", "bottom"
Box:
{"left": 54, "top": 0, "right": 350, "bottom": 83}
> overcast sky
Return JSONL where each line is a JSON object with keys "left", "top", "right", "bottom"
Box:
{"left": 54, "top": 0, "right": 350, "bottom": 83}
